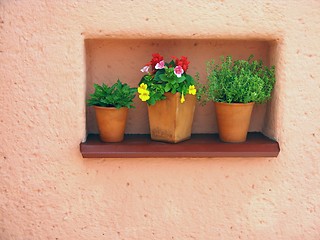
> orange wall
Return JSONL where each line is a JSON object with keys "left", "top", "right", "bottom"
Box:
{"left": 1, "top": 1, "right": 320, "bottom": 239}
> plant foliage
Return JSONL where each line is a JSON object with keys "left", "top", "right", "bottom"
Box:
{"left": 87, "top": 80, "right": 137, "bottom": 109}
{"left": 205, "top": 55, "right": 276, "bottom": 104}
{"left": 138, "top": 53, "right": 197, "bottom": 105}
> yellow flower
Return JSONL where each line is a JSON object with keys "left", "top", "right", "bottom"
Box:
{"left": 138, "top": 83, "right": 150, "bottom": 101}
{"left": 139, "top": 92, "right": 150, "bottom": 101}
{"left": 138, "top": 83, "right": 148, "bottom": 94}
{"left": 180, "top": 93, "right": 185, "bottom": 103}
{"left": 139, "top": 94, "right": 150, "bottom": 102}
{"left": 188, "top": 85, "right": 196, "bottom": 95}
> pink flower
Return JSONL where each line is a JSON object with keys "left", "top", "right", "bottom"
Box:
{"left": 174, "top": 65, "right": 184, "bottom": 77}
{"left": 173, "top": 56, "right": 190, "bottom": 72}
{"left": 140, "top": 65, "right": 150, "bottom": 73}
{"left": 150, "top": 53, "right": 164, "bottom": 70}
{"left": 155, "top": 60, "right": 165, "bottom": 69}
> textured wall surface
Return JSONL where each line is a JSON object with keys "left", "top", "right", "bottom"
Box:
{"left": 1, "top": 1, "right": 320, "bottom": 239}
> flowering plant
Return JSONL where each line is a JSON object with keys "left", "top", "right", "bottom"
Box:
{"left": 138, "top": 53, "right": 197, "bottom": 105}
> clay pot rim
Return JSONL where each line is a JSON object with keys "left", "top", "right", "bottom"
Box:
{"left": 164, "top": 92, "right": 181, "bottom": 96}
{"left": 93, "top": 105, "right": 128, "bottom": 110}
{"left": 214, "top": 101, "right": 254, "bottom": 106}
{"left": 163, "top": 92, "right": 196, "bottom": 100}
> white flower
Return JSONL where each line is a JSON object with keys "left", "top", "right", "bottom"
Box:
{"left": 140, "top": 65, "right": 150, "bottom": 73}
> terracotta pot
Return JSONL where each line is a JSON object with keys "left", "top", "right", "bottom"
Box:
{"left": 94, "top": 106, "right": 128, "bottom": 142}
{"left": 214, "top": 102, "right": 254, "bottom": 143}
{"left": 147, "top": 92, "right": 196, "bottom": 143}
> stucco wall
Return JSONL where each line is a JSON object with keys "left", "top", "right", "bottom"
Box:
{"left": 1, "top": 1, "right": 320, "bottom": 239}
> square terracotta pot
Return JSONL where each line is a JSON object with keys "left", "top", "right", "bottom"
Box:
{"left": 147, "top": 93, "right": 196, "bottom": 143}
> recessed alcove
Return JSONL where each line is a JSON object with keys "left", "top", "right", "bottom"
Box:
{"left": 82, "top": 38, "right": 280, "bottom": 158}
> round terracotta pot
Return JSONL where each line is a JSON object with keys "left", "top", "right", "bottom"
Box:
{"left": 94, "top": 106, "right": 128, "bottom": 143}
{"left": 214, "top": 102, "right": 254, "bottom": 143}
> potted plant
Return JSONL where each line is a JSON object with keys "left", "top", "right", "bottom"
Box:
{"left": 138, "top": 53, "right": 197, "bottom": 143}
{"left": 87, "top": 80, "right": 137, "bottom": 143}
{"left": 204, "top": 55, "right": 276, "bottom": 142}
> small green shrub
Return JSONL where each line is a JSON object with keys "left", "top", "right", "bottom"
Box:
{"left": 87, "top": 80, "right": 137, "bottom": 109}
{"left": 205, "top": 55, "right": 276, "bottom": 104}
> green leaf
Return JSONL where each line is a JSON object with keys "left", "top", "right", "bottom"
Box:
{"left": 177, "top": 75, "right": 186, "bottom": 83}
{"left": 185, "top": 74, "right": 194, "bottom": 85}
{"left": 164, "top": 84, "right": 171, "bottom": 92}
{"left": 148, "top": 97, "right": 156, "bottom": 105}
{"left": 87, "top": 80, "right": 136, "bottom": 108}
{"left": 154, "top": 69, "right": 165, "bottom": 81}
{"left": 159, "top": 74, "right": 170, "bottom": 82}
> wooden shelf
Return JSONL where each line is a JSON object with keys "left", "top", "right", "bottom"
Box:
{"left": 80, "top": 132, "right": 280, "bottom": 158}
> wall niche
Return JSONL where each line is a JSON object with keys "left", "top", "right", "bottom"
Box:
{"left": 82, "top": 38, "right": 280, "bottom": 158}
{"left": 85, "top": 38, "right": 274, "bottom": 135}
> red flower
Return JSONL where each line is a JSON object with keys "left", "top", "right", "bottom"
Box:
{"left": 173, "top": 56, "right": 190, "bottom": 72}
{"left": 150, "top": 53, "right": 164, "bottom": 70}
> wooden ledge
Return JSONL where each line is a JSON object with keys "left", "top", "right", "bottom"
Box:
{"left": 80, "top": 133, "right": 280, "bottom": 158}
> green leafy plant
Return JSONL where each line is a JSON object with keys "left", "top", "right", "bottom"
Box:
{"left": 138, "top": 53, "right": 197, "bottom": 105}
{"left": 204, "top": 55, "right": 276, "bottom": 104}
{"left": 87, "top": 80, "right": 137, "bottom": 109}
